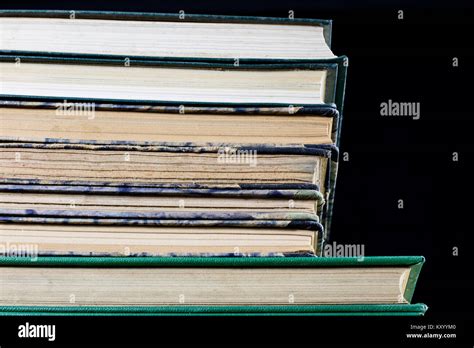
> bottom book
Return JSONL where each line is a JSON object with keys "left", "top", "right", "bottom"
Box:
{"left": 0, "top": 256, "right": 426, "bottom": 316}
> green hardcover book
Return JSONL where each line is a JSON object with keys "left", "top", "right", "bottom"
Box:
{"left": 0, "top": 256, "right": 426, "bottom": 316}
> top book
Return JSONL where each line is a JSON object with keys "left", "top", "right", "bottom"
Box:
{"left": 0, "top": 10, "right": 335, "bottom": 60}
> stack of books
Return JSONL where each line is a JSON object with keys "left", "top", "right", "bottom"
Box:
{"left": 0, "top": 10, "right": 426, "bottom": 316}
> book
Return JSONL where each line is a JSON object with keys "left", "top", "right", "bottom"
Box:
{"left": 0, "top": 186, "right": 324, "bottom": 216}
{"left": 0, "top": 256, "right": 427, "bottom": 316}
{"left": 0, "top": 102, "right": 339, "bottom": 146}
{"left": 0, "top": 222, "right": 321, "bottom": 257}
{"left": 0, "top": 55, "right": 344, "bottom": 106}
{"left": 0, "top": 10, "right": 334, "bottom": 61}
{"left": 0, "top": 142, "right": 335, "bottom": 190}
{"left": 0, "top": 182, "right": 324, "bottom": 217}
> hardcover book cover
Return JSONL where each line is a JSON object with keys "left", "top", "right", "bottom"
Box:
{"left": 0, "top": 256, "right": 426, "bottom": 316}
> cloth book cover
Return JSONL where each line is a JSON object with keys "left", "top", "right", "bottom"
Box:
{"left": 0, "top": 256, "right": 427, "bottom": 316}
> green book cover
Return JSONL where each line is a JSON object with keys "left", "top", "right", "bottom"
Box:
{"left": 0, "top": 256, "right": 426, "bottom": 316}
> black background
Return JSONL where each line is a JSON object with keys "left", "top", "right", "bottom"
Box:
{"left": 0, "top": 0, "right": 473, "bottom": 346}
